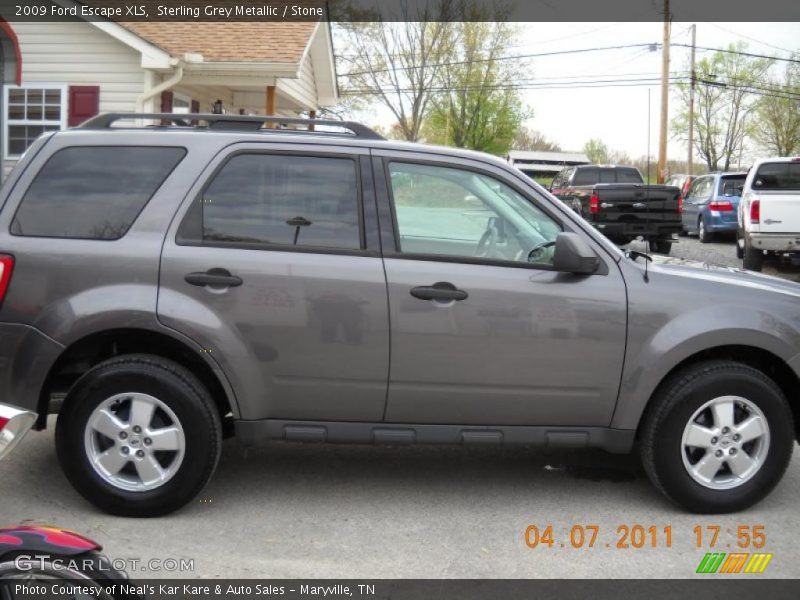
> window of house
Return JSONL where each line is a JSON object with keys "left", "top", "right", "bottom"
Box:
{"left": 11, "top": 146, "right": 186, "bottom": 240}
{"left": 3, "top": 85, "right": 67, "bottom": 158}
{"left": 172, "top": 92, "right": 191, "bottom": 114}
{"left": 194, "top": 154, "right": 362, "bottom": 250}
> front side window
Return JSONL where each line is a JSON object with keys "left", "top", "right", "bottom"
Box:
{"left": 199, "top": 154, "right": 361, "bottom": 250}
{"left": 4, "top": 85, "right": 66, "bottom": 158}
{"left": 388, "top": 162, "right": 562, "bottom": 267}
{"left": 11, "top": 146, "right": 186, "bottom": 239}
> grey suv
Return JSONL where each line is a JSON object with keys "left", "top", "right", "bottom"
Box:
{"left": 0, "top": 114, "right": 798, "bottom": 517}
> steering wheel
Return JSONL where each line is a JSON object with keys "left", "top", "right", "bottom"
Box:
{"left": 474, "top": 218, "right": 504, "bottom": 258}
{"left": 527, "top": 240, "right": 556, "bottom": 263}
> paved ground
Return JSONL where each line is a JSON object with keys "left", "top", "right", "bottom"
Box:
{"left": 2, "top": 234, "right": 800, "bottom": 580}
{"left": 2, "top": 416, "right": 799, "bottom": 579}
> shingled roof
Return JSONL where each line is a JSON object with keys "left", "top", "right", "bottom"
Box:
{"left": 119, "top": 22, "right": 318, "bottom": 63}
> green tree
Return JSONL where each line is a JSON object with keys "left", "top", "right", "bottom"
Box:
{"left": 751, "top": 58, "right": 800, "bottom": 156}
{"left": 583, "top": 138, "right": 610, "bottom": 164}
{"left": 672, "top": 43, "right": 773, "bottom": 171}
{"left": 335, "top": 2, "right": 458, "bottom": 142}
{"left": 422, "top": 14, "right": 531, "bottom": 156}
{"left": 512, "top": 128, "right": 562, "bottom": 152}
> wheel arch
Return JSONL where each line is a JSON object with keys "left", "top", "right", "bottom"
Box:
{"left": 634, "top": 344, "right": 800, "bottom": 442}
{"left": 37, "top": 328, "right": 238, "bottom": 430}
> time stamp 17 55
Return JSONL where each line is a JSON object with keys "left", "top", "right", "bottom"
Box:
{"left": 524, "top": 524, "right": 767, "bottom": 550}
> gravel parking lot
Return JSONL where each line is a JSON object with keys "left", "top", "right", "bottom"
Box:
{"left": 2, "top": 233, "right": 800, "bottom": 580}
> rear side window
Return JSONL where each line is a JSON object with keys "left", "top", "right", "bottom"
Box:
{"left": 197, "top": 154, "right": 361, "bottom": 250}
{"left": 11, "top": 146, "right": 185, "bottom": 240}
{"left": 753, "top": 162, "right": 800, "bottom": 191}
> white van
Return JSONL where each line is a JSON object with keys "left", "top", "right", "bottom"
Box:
{"left": 737, "top": 157, "right": 800, "bottom": 271}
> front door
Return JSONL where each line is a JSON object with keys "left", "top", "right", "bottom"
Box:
{"left": 375, "top": 156, "right": 627, "bottom": 426}
{"left": 158, "top": 146, "right": 390, "bottom": 422}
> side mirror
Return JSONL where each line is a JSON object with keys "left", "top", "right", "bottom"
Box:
{"left": 552, "top": 232, "right": 600, "bottom": 275}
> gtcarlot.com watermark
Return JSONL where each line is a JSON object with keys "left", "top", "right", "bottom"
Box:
{"left": 14, "top": 554, "right": 194, "bottom": 574}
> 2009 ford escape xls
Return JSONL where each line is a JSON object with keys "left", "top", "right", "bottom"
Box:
{"left": 0, "top": 114, "right": 798, "bottom": 517}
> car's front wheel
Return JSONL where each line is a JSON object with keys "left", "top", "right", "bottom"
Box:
{"left": 640, "top": 360, "right": 794, "bottom": 513}
{"left": 56, "top": 354, "right": 222, "bottom": 517}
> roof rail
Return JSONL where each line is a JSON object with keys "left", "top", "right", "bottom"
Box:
{"left": 79, "top": 113, "right": 385, "bottom": 140}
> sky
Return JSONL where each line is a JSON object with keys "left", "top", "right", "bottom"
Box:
{"left": 351, "top": 22, "right": 800, "bottom": 162}
{"left": 513, "top": 22, "right": 799, "bottom": 161}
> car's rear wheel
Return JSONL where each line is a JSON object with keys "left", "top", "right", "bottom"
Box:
{"left": 735, "top": 228, "right": 745, "bottom": 259}
{"left": 698, "top": 217, "right": 711, "bottom": 243}
{"left": 743, "top": 239, "right": 764, "bottom": 271}
{"left": 56, "top": 354, "right": 222, "bottom": 517}
{"left": 649, "top": 239, "right": 672, "bottom": 255}
{"left": 640, "top": 360, "right": 794, "bottom": 513}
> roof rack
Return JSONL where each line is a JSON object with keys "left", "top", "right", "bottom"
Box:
{"left": 79, "top": 113, "right": 385, "bottom": 140}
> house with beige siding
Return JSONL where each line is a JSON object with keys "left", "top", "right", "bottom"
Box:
{"left": 0, "top": 8, "right": 338, "bottom": 173}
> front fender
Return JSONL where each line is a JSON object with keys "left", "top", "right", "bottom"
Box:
{"left": 612, "top": 287, "right": 800, "bottom": 431}
{"left": 0, "top": 526, "right": 100, "bottom": 559}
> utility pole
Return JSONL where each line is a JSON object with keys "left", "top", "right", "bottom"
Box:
{"left": 657, "top": 0, "right": 671, "bottom": 183}
{"left": 687, "top": 23, "right": 696, "bottom": 176}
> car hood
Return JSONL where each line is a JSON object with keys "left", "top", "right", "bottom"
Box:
{"left": 649, "top": 255, "right": 800, "bottom": 299}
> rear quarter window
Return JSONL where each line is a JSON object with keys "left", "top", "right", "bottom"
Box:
{"left": 752, "top": 162, "right": 800, "bottom": 191}
{"left": 10, "top": 146, "right": 186, "bottom": 240}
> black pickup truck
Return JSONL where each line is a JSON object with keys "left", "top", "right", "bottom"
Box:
{"left": 550, "top": 165, "right": 682, "bottom": 254}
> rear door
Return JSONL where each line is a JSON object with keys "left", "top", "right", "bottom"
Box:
{"left": 750, "top": 161, "right": 800, "bottom": 233}
{"left": 158, "top": 143, "right": 390, "bottom": 422}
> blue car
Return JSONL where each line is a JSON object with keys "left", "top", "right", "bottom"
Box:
{"left": 681, "top": 172, "right": 747, "bottom": 243}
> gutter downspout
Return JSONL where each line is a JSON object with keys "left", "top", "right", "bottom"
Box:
{"left": 136, "top": 64, "right": 184, "bottom": 113}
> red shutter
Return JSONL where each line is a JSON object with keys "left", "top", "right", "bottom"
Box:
{"left": 160, "top": 90, "right": 173, "bottom": 112}
{"left": 67, "top": 85, "right": 99, "bottom": 127}
{"left": 191, "top": 100, "right": 199, "bottom": 114}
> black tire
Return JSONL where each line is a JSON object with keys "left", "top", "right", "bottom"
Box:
{"left": 735, "top": 228, "right": 744, "bottom": 259}
{"left": 698, "top": 217, "right": 711, "bottom": 243}
{"left": 0, "top": 550, "right": 137, "bottom": 599}
{"left": 649, "top": 239, "right": 672, "bottom": 255}
{"left": 743, "top": 239, "right": 764, "bottom": 271}
{"left": 640, "top": 360, "right": 794, "bottom": 513}
{"left": 56, "top": 354, "right": 222, "bottom": 517}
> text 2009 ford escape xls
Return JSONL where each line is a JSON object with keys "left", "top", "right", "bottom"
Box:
{"left": 0, "top": 114, "right": 798, "bottom": 516}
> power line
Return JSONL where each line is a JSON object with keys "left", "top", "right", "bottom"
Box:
{"left": 706, "top": 23, "right": 797, "bottom": 56}
{"left": 339, "top": 43, "right": 659, "bottom": 77}
{"left": 672, "top": 43, "right": 800, "bottom": 64}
